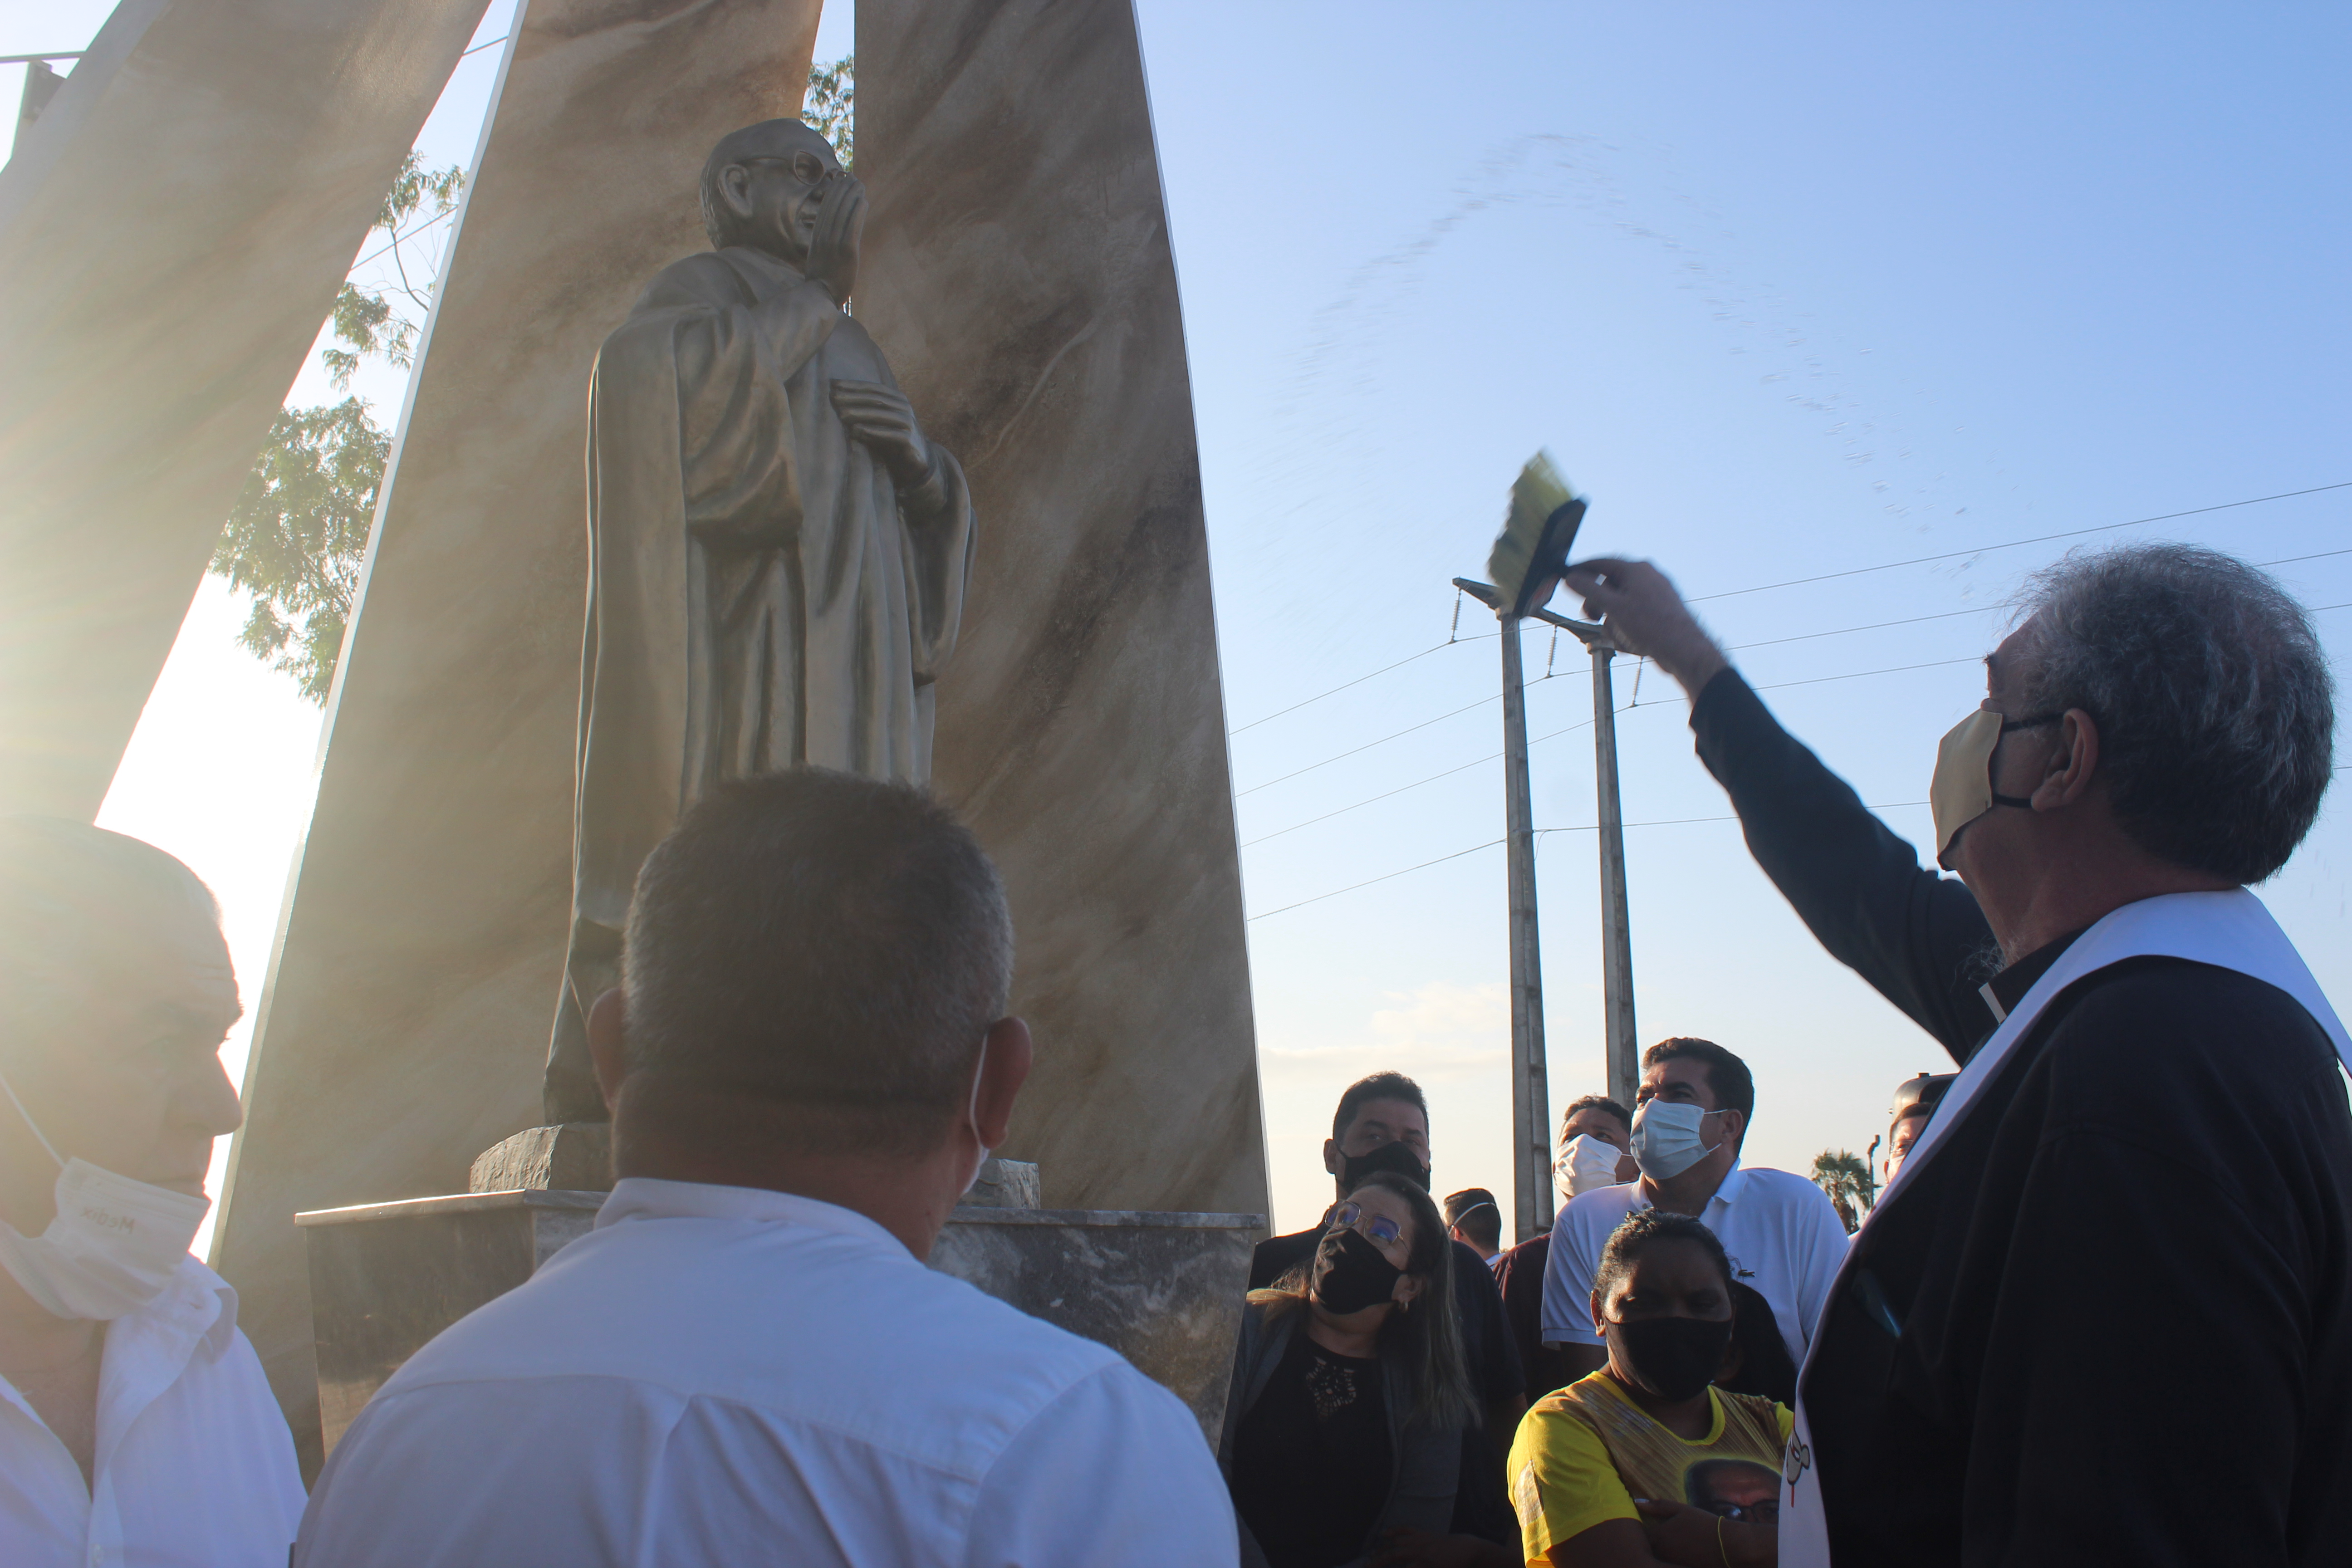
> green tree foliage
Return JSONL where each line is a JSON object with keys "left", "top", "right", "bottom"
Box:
{"left": 1810, "top": 1148, "right": 1876, "bottom": 1234}
{"left": 213, "top": 154, "right": 461, "bottom": 701}
{"left": 213, "top": 401, "right": 388, "bottom": 703}
{"left": 805, "top": 54, "right": 853, "bottom": 168}
{"left": 320, "top": 153, "right": 465, "bottom": 387}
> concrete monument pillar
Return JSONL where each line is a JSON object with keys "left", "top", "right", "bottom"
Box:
{"left": 858, "top": 0, "right": 1270, "bottom": 1215}
{"left": 0, "top": 0, "right": 493, "bottom": 818}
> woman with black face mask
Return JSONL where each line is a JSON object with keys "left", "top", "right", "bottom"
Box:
{"left": 1507, "top": 1210, "right": 1789, "bottom": 1568}
{"left": 1218, "top": 1171, "right": 1478, "bottom": 1568}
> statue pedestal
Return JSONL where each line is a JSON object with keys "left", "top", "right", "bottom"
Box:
{"left": 296, "top": 1177, "right": 1262, "bottom": 1454}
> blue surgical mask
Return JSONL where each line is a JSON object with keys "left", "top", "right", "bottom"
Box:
{"left": 1629, "top": 1099, "right": 1727, "bottom": 1182}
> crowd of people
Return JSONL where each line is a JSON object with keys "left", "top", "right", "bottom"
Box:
{"left": 2, "top": 540, "right": 2347, "bottom": 1567}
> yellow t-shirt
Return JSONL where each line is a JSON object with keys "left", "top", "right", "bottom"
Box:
{"left": 1509, "top": 1373, "right": 1793, "bottom": 1563}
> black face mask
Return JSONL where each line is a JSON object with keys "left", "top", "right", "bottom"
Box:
{"left": 1609, "top": 1315, "right": 1735, "bottom": 1402}
{"left": 1311, "top": 1226, "right": 1406, "bottom": 1315}
{"left": 1339, "top": 1138, "right": 1430, "bottom": 1191}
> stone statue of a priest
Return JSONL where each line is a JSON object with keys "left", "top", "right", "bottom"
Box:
{"left": 544, "top": 120, "right": 976, "bottom": 1123}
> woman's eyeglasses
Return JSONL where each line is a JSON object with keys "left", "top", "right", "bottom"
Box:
{"left": 1330, "top": 1202, "right": 1402, "bottom": 1247}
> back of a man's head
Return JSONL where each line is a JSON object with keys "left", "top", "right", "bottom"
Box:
{"left": 617, "top": 770, "right": 1012, "bottom": 1160}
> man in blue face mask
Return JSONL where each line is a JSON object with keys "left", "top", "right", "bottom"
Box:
{"left": 0, "top": 818, "right": 305, "bottom": 1568}
{"left": 1536, "top": 1039, "right": 1849, "bottom": 1402}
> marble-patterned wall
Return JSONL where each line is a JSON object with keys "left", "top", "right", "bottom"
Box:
{"left": 858, "top": 0, "right": 1270, "bottom": 1217}
{"left": 210, "top": 0, "right": 823, "bottom": 1461}
{"left": 0, "top": 0, "right": 490, "bottom": 817}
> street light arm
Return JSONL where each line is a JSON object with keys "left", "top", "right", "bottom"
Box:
{"left": 1454, "top": 577, "right": 1613, "bottom": 646}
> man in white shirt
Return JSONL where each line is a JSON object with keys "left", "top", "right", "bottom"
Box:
{"left": 0, "top": 818, "right": 307, "bottom": 1568}
{"left": 1538, "top": 1037, "right": 1848, "bottom": 1379}
{"left": 294, "top": 769, "right": 1236, "bottom": 1567}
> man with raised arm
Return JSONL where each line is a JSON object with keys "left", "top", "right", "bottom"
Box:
{"left": 1560, "top": 544, "right": 2351, "bottom": 1566}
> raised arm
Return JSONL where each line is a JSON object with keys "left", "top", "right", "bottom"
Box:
{"left": 1560, "top": 560, "right": 1995, "bottom": 1063}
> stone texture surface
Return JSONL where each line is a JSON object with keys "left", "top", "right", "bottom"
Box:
{"left": 927, "top": 1209, "right": 1262, "bottom": 1443}
{"left": 298, "top": 1191, "right": 1261, "bottom": 1462}
{"left": 210, "top": 0, "right": 824, "bottom": 1461}
{"left": 0, "top": 0, "right": 491, "bottom": 817}
{"left": 299, "top": 1189, "right": 601, "bottom": 1458}
{"left": 858, "top": 0, "right": 1269, "bottom": 1216}
{"left": 467, "top": 1122, "right": 612, "bottom": 1193}
{"left": 963, "top": 1157, "right": 1043, "bottom": 1210}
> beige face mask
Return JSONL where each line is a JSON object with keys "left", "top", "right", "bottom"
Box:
{"left": 1930, "top": 708, "right": 2057, "bottom": 868}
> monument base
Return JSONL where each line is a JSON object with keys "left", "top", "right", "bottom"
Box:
{"left": 297, "top": 1185, "right": 1261, "bottom": 1452}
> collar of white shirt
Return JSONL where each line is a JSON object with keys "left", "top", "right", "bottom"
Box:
{"left": 1626, "top": 1157, "right": 1746, "bottom": 1214}
{"left": 594, "top": 1176, "right": 918, "bottom": 1260}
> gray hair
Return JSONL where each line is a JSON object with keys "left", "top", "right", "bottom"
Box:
{"left": 2012, "top": 543, "right": 2334, "bottom": 883}
{"left": 0, "top": 817, "right": 220, "bottom": 1029}
{"left": 620, "top": 769, "right": 1013, "bottom": 1154}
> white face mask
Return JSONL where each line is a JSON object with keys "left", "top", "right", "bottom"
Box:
{"left": 1629, "top": 1098, "right": 1728, "bottom": 1183}
{"left": 961, "top": 1039, "right": 993, "bottom": 1195}
{"left": 0, "top": 1069, "right": 208, "bottom": 1321}
{"left": 1554, "top": 1134, "right": 1624, "bottom": 1200}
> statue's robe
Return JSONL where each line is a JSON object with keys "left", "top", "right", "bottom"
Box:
{"left": 544, "top": 245, "right": 976, "bottom": 1121}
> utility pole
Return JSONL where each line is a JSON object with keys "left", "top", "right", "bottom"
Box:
{"left": 1576, "top": 628, "right": 1640, "bottom": 1110}
{"left": 1455, "top": 579, "right": 1642, "bottom": 1237}
{"left": 1455, "top": 580, "right": 1550, "bottom": 1244}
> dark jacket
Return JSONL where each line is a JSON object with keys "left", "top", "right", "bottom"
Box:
{"left": 1218, "top": 1298, "right": 1464, "bottom": 1568}
{"left": 1693, "top": 667, "right": 2352, "bottom": 1567}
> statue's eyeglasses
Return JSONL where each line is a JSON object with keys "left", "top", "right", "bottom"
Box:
{"left": 1329, "top": 1202, "right": 1402, "bottom": 1247}
{"left": 740, "top": 154, "right": 836, "bottom": 184}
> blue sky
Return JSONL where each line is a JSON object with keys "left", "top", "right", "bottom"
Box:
{"left": 8, "top": 2, "right": 2345, "bottom": 1241}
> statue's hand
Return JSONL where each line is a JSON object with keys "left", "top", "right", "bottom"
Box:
{"left": 831, "top": 380, "right": 934, "bottom": 490}
{"left": 804, "top": 172, "right": 866, "bottom": 304}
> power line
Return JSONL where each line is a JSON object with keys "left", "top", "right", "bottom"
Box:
{"left": 1248, "top": 800, "right": 1932, "bottom": 921}
{"left": 1685, "top": 482, "right": 2352, "bottom": 604}
{"left": 1236, "top": 690, "right": 1509, "bottom": 796}
{"left": 1746, "top": 655, "right": 1980, "bottom": 693}
{"left": 1247, "top": 839, "right": 1504, "bottom": 921}
{"left": 351, "top": 208, "right": 455, "bottom": 272}
{"left": 1229, "top": 633, "right": 1495, "bottom": 735}
{"left": 460, "top": 34, "right": 510, "bottom": 59}
{"left": 1241, "top": 652, "right": 1984, "bottom": 844}
{"left": 1729, "top": 605, "right": 1994, "bottom": 653}
{"left": 1225, "top": 484, "right": 2349, "bottom": 745}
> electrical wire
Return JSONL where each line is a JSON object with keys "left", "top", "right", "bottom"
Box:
{"left": 351, "top": 209, "right": 455, "bottom": 273}
{"left": 1248, "top": 800, "right": 1933, "bottom": 921}
{"left": 1229, "top": 633, "right": 1495, "bottom": 735}
{"left": 1684, "top": 482, "right": 2352, "bottom": 604}
{"left": 1227, "top": 487, "right": 2350, "bottom": 743}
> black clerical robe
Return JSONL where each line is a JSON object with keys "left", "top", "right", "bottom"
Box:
{"left": 1692, "top": 668, "right": 2352, "bottom": 1566}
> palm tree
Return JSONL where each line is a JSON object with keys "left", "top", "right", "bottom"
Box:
{"left": 1811, "top": 1149, "right": 1876, "bottom": 1234}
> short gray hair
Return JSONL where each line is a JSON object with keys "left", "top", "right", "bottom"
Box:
{"left": 620, "top": 769, "right": 1013, "bottom": 1153}
{"left": 2013, "top": 543, "right": 2334, "bottom": 883}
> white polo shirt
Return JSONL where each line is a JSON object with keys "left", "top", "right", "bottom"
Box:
{"left": 0, "top": 1256, "right": 306, "bottom": 1568}
{"left": 295, "top": 1177, "right": 1238, "bottom": 1568}
{"left": 1537, "top": 1162, "right": 1850, "bottom": 1364}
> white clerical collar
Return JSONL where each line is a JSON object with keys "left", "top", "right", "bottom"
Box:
{"left": 595, "top": 1176, "right": 909, "bottom": 1256}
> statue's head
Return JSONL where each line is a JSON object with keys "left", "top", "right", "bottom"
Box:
{"left": 700, "top": 119, "right": 844, "bottom": 263}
